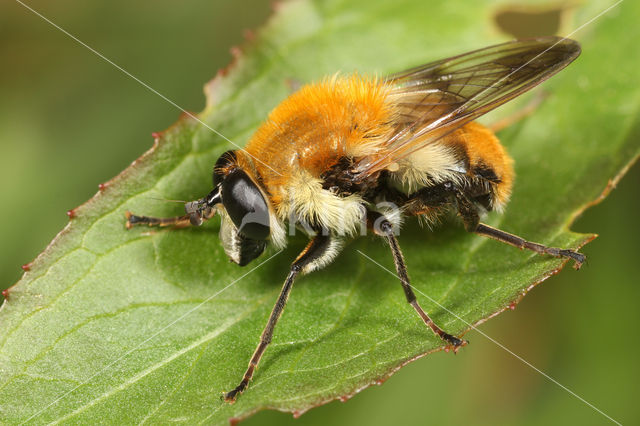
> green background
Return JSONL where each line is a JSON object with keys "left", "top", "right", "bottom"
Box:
{"left": 1, "top": 1, "right": 637, "bottom": 424}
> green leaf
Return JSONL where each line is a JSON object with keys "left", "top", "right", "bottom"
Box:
{"left": 1, "top": 0, "right": 638, "bottom": 424}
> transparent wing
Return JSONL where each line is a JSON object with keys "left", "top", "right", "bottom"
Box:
{"left": 355, "top": 36, "right": 581, "bottom": 176}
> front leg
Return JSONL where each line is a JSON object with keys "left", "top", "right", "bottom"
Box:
{"left": 126, "top": 188, "right": 220, "bottom": 229}
{"left": 223, "top": 233, "right": 339, "bottom": 403}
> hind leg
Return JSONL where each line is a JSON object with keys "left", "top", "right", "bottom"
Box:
{"left": 453, "top": 191, "right": 585, "bottom": 269}
{"left": 396, "top": 181, "right": 585, "bottom": 269}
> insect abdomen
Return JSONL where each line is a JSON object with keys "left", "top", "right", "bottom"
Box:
{"left": 458, "top": 122, "right": 514, "bottom": 210}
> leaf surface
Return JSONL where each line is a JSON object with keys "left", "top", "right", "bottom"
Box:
{"left": 1, "top": 0, "right": 638, "bottom": 424}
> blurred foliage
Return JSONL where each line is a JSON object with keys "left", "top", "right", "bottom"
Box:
{"left": 0, "top": 0, "right": 271, "bottom": 286}
{"left": 1, "top": 0, "right": 638, "bottom": 424}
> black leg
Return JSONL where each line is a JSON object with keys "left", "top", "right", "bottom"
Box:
{"left": 370, "top": 211, "right": 467, "bottom": 351}
{"left": 475, "top": 223, "right": 586, "bottom": 269}
{"left": 391, "top": 181, "right": 585, "bottom": 268}
{"left": 451, "top": 191, "right": 586, "bottom": 269}
{"left": 447, "top": 189, "right": 585, "bottom": 269}
{"left": 223, "top": 234, "right": 333, "bottom": 403}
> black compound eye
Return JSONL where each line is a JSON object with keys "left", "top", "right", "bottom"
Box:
{"left": 220, "top": 169, "right": 270, "bottom": 240}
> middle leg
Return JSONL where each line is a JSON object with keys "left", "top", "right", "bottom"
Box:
{"left": 369, "top": 211, "right": 467, "bottom": 351}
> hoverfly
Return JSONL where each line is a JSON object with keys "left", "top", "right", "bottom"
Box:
{"left": 126, "top": 36, "right": 584, "bottom": 402}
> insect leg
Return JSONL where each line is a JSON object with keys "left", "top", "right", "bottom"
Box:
{"left": 474, "top": 223, "right": 586, "bottom": 269}
{"left": 383, "top": 181, "right": 456, "bottom": 217}
{"left": 369, "top": 211, "right": 467, "bottom": 351}
{"left": 125, "top": 211, "right": 204, "bottom": 229}
{"left": 404, "top": 182, "right": 457, "bottom": 215}
{"left": 126, "top": 189, "right": 220, "bottom": 229}
{"left": 223, "top": 233, "right": 333, "bottom": 403}
{"left": 454, "top": 192, "right": 585, "bottom": 269}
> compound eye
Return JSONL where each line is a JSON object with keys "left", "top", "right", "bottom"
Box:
{"left": 220, "top": 169, "right": 270, "bottom": 240}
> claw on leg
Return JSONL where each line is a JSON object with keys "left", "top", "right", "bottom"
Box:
{"left": 222, "top": 385, "right": 246, "bottom": 404}
{"left": 442, "top": 333, "right": 468, "bottom": 353}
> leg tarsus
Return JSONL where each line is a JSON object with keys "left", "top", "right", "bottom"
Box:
{"left": 442, "top": 332, "right": 468, "bottom": 353}
{"left": 222, "top": 379, "right": 249, "bottom": 404}
{"left": 408, "top": 299, "right": 467, "bottom": 352}
{"left": 125, "top": 202, "right": 215, "bottom": 230}
{"left": 559, "top": 249, "right": 586, "bottom": 269}
{"left": 125, "top": 210, "right": 193, "bottom": 229}
{"left": 125, "top": 190, "right": 220, "bottom": 230}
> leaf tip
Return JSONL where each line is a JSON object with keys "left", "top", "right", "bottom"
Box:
{"left": 21, "top": 262, "right": 32, "bottom": 272}
{"left": 2, "top": 288, "right": 9, "bottom": 300}
{"left": 66, "top": 208, "right": 77, "bottom": 219}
